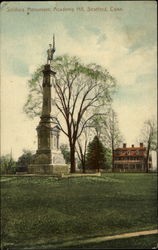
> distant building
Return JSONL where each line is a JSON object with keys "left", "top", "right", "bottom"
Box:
{"left": 113, "top": 143, "right": 152, "bottom": 172}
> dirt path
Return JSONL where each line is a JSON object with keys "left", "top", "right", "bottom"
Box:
{"left": 81, "top": 229, "right": 158, "bottom": 244}
{"left": 54, "top": 229, "right": 158, "bottom": 248}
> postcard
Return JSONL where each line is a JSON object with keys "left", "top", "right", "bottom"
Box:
{"left": 1, "top": 1, "right": 157, "bottom": 249}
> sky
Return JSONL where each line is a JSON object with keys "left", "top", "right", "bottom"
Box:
{"left": 1, "top": 1, "right": 157, "bottom": 166}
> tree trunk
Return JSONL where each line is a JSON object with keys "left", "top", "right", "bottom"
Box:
{"left": 112, "top": 151, "right": 114, "bottom": 172}
{"left": 82, "top": 160, "right": 86, "bottom": 173}
{"left": 70, "top": 146, "right": 76, "bottom": 173}
{"left": 145, "top": 142, "right": 150, "bottom": 173}
{"left": 112, "top": 143, "right": 114, "bottom": 172}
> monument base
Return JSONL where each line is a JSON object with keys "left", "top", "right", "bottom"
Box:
{"left": 28, "top": 164, "right": 69, "bottom": 176}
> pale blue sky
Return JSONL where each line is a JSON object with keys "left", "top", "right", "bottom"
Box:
{"left": 1, "top": 1, "right": 157, "bottom": 163}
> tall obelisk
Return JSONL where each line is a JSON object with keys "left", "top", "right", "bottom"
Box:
{"left": 28, "top": 36, "right": 69, "bottom": 175}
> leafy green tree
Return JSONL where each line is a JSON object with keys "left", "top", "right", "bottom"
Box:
{"left": 86, "top": 136, "right": 107, "bottom": 172}
{"left": 17, "top": 149, "right": 35, "bottom": 172}
{"left": 24, "top": 55, "right": 116, "bottom": 173}
{"left": 0, "top": 154, "right": 17, "bottom": 174}
{"left": 60, "top": 144, "right": 70, "bottom": 164}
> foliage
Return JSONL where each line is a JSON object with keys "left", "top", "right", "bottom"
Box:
{"left": 0, "top": 154, "right": 17, "bottom": 174}
{"left": 86, "top": 136, "right": 107, "bottom": 171}
{"left": 23, "top": 67, "right": 43, "bottom": 119}
{"left": 60, "top": 144, "right": 70, "bottom": 164}
{"left": 16, "top": 149, "right": 35, "bottom": 172}
{"left": 24, "top": 55, "right": 116, "bottom": 173}
{"left": 1, "top": 174, "right": 157, "bottom": 248}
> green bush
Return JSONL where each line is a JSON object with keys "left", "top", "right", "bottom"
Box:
{"left": 0, "top": 154, "right": 17, "bottom": 174}
{"left": 16, "top": 149, "right": 35, "bottom": 172}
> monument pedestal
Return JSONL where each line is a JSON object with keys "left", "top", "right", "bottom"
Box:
{"left": 28, "top": 164, "right": 69, "bottom": 176}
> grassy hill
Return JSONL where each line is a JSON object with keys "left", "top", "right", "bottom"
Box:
{"left": 1, "top": 173, "right": 157, "bottom": 249}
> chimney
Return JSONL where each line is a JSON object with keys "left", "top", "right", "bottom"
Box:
{"left": 140, "top": 143, "right": 143, "bottom": 147}
{"left": 132, "top": 144, "right": 134, "bottom": 148}
{"left": 123, "top": 143, "right": 126, "bottom": 148}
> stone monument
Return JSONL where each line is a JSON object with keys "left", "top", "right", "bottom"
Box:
{"left": 28, "top": 36, "right": 69, "bottom": 176}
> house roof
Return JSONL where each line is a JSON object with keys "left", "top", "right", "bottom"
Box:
{"left": 115, "top": 147, "right": 146, "bottom": 151}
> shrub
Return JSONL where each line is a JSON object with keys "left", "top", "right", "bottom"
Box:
{"left": 0, "top": 154, "right": 17, "bottom": 174}
{"left": 16, "top": 150, "right": 35, "bottom": 172}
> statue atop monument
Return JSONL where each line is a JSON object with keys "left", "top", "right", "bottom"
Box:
{"left": 47, "top": 34, "right": 55, "bottom": 64}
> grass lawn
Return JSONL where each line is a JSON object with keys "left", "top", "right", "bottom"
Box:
{"left": 1, "top": 173, "right": 157, "bottom": 249}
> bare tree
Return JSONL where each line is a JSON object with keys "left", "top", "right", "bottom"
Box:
{"left": 75, "top": 119, "right": 94, "bottom": 173}
{"left": 75, "top": 111, "right": 110, "bottom": 173}
{"left": 140, "top": 118, "right": 157, "bottom": 173}
{"left": 90, "top": 109, "right": 123, "bottom": 171}
{"left": 103, "top": 109, "right": 123, "bottom": 171}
